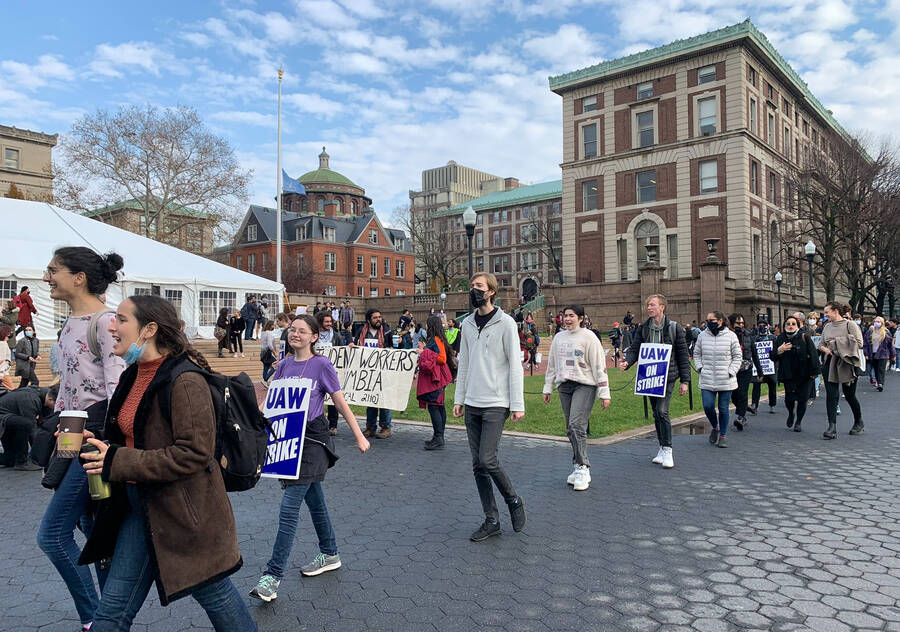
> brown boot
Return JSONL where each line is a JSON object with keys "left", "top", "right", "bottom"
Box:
{"left": 362, "top": 427, "right": 376, "bottom": 438}
{"left": 376, "top": 427, "right": 392, "bottom": 439}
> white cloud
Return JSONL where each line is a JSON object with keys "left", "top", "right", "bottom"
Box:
{"left": 323, "top": 51, "right": 391, "bottom": 75}
{"left": 88, "top": 42, "right": 185, "bottom": 78}
{"left": 1, "top": 54, "right": 73, "bottom": 90}
{"left": 211, "top": 110, "right": 277, "bottom": 127}
{"left": 337, "top": 0, "right": 386, "bottom": 19}
{"left": 181, "top": 31, "right": 213, "bottom": 48}
{"left": 292, "top": 0, "right": 358, "bottom": 28}
{"left": 283, "top": 93, "right": 346, "bottom": 117}
{"left": 522, "top": 24, "right": 603, "bottom": 72}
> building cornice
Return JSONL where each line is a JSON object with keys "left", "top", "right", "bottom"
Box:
{"left": 0, "top": 125, "right": 58, "bottom": 146}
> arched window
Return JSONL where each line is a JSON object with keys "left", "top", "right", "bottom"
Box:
{"left": 300, "top": 197, "right": 307, "bottom": 213}
{"left": 634, "top": 219, "right": 660, "bottom": 273}
{"left": 769, "top": 220, "right": 779, "bottom": 273}
{"left": 335, "top": 198, "right": 342, "bottom": 215}
{"left": 317, "top": 197, "right": 325, "bottom": 213}
{"left": 351, "top": 199, "right": 357, "bottom": 214}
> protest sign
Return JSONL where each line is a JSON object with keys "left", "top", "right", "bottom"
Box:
{"left": 322, "top": 346, "right": 418, "bottom": 410}
{"left": 755, "top": 340, "right": 775, "bottom": 375}
{"left": 634, "top": 343, "right": 672, "bottom": 398}
{"left": 261, "top": 378, "right": 311, "bottom": 480}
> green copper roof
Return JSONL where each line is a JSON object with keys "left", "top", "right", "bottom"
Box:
{"left": 297, "top": 168, "right": 359, "bottom": 188}
{"left": 438, "top": 180, "right": 561, "bottom": 217}
{"left": 549, "top": 19, "right": 848, "bottom": 139}
{"left": 84, "top": 198, "right": 212, "bottom": 218}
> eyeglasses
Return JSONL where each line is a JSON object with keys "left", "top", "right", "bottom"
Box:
{"left": 45, "top": 266, "right": 65, "bottom": 277}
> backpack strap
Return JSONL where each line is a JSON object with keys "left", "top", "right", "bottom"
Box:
{"left": 87, "top": 309, "right": 115, "bottom": 360}
{"left": 157, "top": 360, "right": 206, "bottom": 425}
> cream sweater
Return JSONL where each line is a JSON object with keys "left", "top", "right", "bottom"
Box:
{"left": 543, "top": 327, "right": 611, "bottom": 399}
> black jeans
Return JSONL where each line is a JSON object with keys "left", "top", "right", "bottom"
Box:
{"left": 732, "top": 369, "right": 752, "bottom": 417}
{"left": 0, "top": 414, "right": 35, "bottom": 465}
{"left": 751, "top": 375, "right": 777, "bottom": 408}
{"left": 18, "top": 366, "right": 38, "bottom": 388}
{"left": 649, "top": 380, "right": 675, "bottom": 448}
{"left": 427, "top": 404, "right": 447, "bottom": 438}
{"left": 871, "top": 358, "right": 888, "bottom": 386}
{"left": 230, "top": 335, "right": 243, "bottom": 353}
{"left": 464, "top": 406, "right": 518, "bottom": 523}
{"left": 783, "top": 379, "right": 811, "bottom": 424}
{"left": 825, "top": 379, "right": 862, "bottom": 426}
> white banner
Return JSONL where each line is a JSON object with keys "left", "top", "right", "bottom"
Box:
{"left": 322, "top": 346, "right": 418, "bottom": 410}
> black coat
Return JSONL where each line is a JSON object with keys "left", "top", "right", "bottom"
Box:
{"left": 771, "top": 332, "right": 820, "bottom": 382}
{"left": 624, "top": 317, "right": 692, "bottom": 384}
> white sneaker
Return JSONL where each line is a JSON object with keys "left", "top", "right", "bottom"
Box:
{"left": 233, "top": 353, "right": 238, "bottom": 358}
{"left": 572, "top": 466, "right": 590, "bottom": 491}
{"left": 241, "top": 353, "right": 245, "bottom": 358}
{"left": 651, "top": 447, "right": 664, "bottom": 464}
{"left": 566, "top": 466, "right": 579, "bottom": 485}
{"left": 661, "top": 447, "right": 674, "bottom": 469}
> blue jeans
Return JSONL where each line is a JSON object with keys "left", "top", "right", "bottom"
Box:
{"left": 92, "top": 486, "right": 257, "bottom": 632}
{"left": 37, "top": 458, "right": 106, "bottom": 625}
{"left": 244, "top": 317, "right": 256, "bottom": 340}
{"left": 366, "top": 407, "right": 392, "bottom": 430}
{"left": 701, "top": 389, "right": 732, "bottom": 435}
{"left": 265, "top": 482, "right": 337, "bottom": 579}
{"left": 262, "top": 363, "right": 276, "bottom": 381}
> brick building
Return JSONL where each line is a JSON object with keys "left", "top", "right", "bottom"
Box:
{"left": 548, "top": 19, "right": 846, "bottom": 320}
{"left": 1, "top": 124, "right": 56, "bottom": 201}
{"left": 85, "top": 199, "right": 217, "bottom": 255}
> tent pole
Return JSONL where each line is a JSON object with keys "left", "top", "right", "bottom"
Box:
{"left": 276, "top": 68, "right": 283, "bottom": 286}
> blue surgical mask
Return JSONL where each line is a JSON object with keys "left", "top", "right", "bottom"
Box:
{"left": 124, "top": 342, "right": 146, "bottom": 365}
{"left": 25, "top": 331, "right": 34, "bottom": 338}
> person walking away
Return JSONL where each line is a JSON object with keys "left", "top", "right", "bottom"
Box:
{"left": 2, "top": 299, "right": 20, "bottom": 349}
{"left": 749, "top": 319, "right": 778, "bottom": 415}
{"left": 453, "top": 272, "right": 526, "bottom": 541}
{"left": 14, "top": 286, "right": 38, "bottom": 335}
{"left": 14, "top": 324, "right": 41, "bottom": 387}
{"left": 728, "top": 314, "right": 761, "bottom": 431}
{"left": 216, "top": 307, "right": 231, "bottom": 358}
{"left": 229, "top": 310, "right": 245, "bottom": 357}
{"left": 249, "top": 314, "right": 369, "bottom": 603}
{"left": 259, "top": 321, "right": 279, "bottom": 384}
{"left": 417, "top": 315, "right": 455, "bottom": 451}
{"left": 240, "top": 296, "right": 257, "bottom": 341}
{"left": 315, "top": 310, "right": 344, "bottom": 435}
{"left": 608, "top": 322, "right": 622, "bottom": 361}
{"left": 619, "top": 294, "right": 691, "bottom": 467}
{"left": 412, "top": 321, "right": 428, "bottom": 348}
{"left": 49, "top": 329, "right": 63, "bottom": 380}
{"left": 807, "top": 311, "right": 824, "bottom": 400}
{"left": 863, "top": 316, "right": 894, "bottom": 392}
{"left": 693, "top": 311, "right": 742, "bottom": 448}
{"left": 818, "top": 301, "right": 864, "bottom": 439}
{"left": 543, "top": 304, "right": 611, "bottom": 489}
{"left": 78, "top": 295, "right": 257, "bottom": 631}
{"left": 770, "top": 316, "right": 820, "bottom": 432}
{"left": 0, "top": 325, "right": 14, "bottom": 390}
{"left": 0, "top": 383, "right": 57, "bottom": 470}
{"left": 355, "top": 309, "right": 395, "bottom": 438}
{"left": 621, "top": 323, "right": 633, "bottom": 358}
{"left": 38, "top": 247, "right": 126, "bottom": 631}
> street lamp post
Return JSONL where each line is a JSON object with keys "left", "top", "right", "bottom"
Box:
{"left": 463, "top": 206, "right": 477, "bottom": 280}
{"left": 804, "top": 240, "right": 816, "bottom": 311}
{"left": 774, "top": 271, "right": 783, "bottom": 324}
{"left": 440, "top": 291, "right": 446, "bottom": 313}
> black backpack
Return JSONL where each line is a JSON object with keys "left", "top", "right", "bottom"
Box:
{"left": 160, "top": 362, "right": 272, "bottom": 492}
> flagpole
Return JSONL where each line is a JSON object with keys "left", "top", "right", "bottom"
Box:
{"left": 276, "top": 68, "right": 283, "bottom": 286}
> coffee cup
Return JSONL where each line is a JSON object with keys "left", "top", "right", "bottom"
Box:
{"left": 57, "top": 410, "right": 89, "bottom": 458}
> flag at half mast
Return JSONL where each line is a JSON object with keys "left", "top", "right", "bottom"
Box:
{"left": 282, "top": 169, "right": 306, "bottom": 195}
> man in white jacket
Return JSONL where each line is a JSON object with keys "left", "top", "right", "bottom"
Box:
{"left": 453, "top": 273, "right": 526, "bottom": 542}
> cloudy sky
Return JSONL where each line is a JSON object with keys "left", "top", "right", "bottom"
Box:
{"left": 3, "top": 0, "right": 899, "bottom": 216}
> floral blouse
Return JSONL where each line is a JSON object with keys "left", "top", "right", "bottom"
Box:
{"left": 55, "top": 312, "right": 126, "bottom": 412}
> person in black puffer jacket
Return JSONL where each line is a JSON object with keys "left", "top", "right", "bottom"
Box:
{"left": 770, "top": 315, "right": 821, "bottom": 432}
{"left": 728, "top": 313, "right": 762, "bottom": 431}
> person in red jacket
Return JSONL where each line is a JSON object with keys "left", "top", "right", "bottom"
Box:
{"left": 14, "top": 286, "right": 38, "bottom": 334}
{"left": 416, "top": 315, "right": 455, "bottom": 450}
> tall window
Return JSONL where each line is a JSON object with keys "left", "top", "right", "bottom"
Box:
{"left": 317, "top": 198, "right": 325, "bottom": 212}
{"left": 698, "top": 97, "right": 717, "bottom": 135}
{"left": 199, "top": 291, "right": 218, "bottom": 326}
{"left": 369, "top": 230, "right": 378, "bottom": 244}
{"left": 4, "top": 148, "right": 19, "bottom": 169}
{"left": 749, "top": 97, "right": 757, "bottom": 134}
{"left": 635, "top": 220, "right": 660, "bottom": 271}
{"left": 357, "top": 255, "right": 364, "bottom": 273}
{"left": 552, "top": 201, "right": 561, "bottom": 215}
{"left": 384, "top": 257, "right": 390, "bottom": 276}
{"left": 667, "top": 234, "right": 678, "bottom": 277}
{"left": 53, "top": 300, "right": 72, "bottom": 328}
{"left": 323, "top": 226, "right": 336, "bottom": 242}
{"left": 475, "top": 231, "right": 483, "bottom": 248}
{"left": 748, "top": 66, "right": 757, "bottom": 84}
{"left": 246, "top": 224, "right": 257, "bottom": 241}
{"left": 370, "top": 257, "right": 377, "bottom": 277}
{"left": 582, "top": 95, "right": 598, "bottom": 112}
{"left": 0, "top": 280, "right": 16, "bottom": 300}
{"left": 165, "top": 289, "right": 182, "bottom": 318}
{"left": 325, "top": 252, "right": 336, "bottom": 271}
{"left": 582, "top": 180, "right": 599, "bottom": 211}
{"left": 700, "top": 160, "right": 718, "bottom": 193}
{"left": 335, "top": 199, "right": 342, "bottom": 215}
{"left": 784, "top": 127, "right": 792, "bottom": 159}
{"left": 261, "top": 252, "right": 268, "bottom": 271}
{"left": 396, "top": 260, "right": 405, "bottom": 278}
{"left": 768, "top": 173, "right": 777, "bottom": 202}
{"left": 248, "top": 253, "right": 256, "bottom": 271}
{"left": 770, "top": 221, "right": 779, "bottom": 272}
{"left": 637, "top": 81, "right": 653, "bottom": 99}
{"left": 236, "top": 255, "right": 242, "bottom": 269}
{"left": 357, "top": 286, "right": 364, "bottom": 297}
{"left": 583, "top": 123, "right": 597, "bottom": 158}
{"left": 750, "top": 161, "right": 759, "bottom": 195}
{"left": 698, "top": 64, "right": 716, "bottom": 84}
{"left": 767, "top": 112, "right": 776, "bottom": 146}
{"left": 551, "top": 222, "right": 561, "bottom": 241}
{"left": 753, "top": 234, "right": 762, "bottom": 276}
{"left": 637, "top": 170, "right": 656, "bottom": 203}
{"left": 636, "top": 111, "right": 654, "bottom": 148}
{"left": 521, "top": 224, "right": 538, "bottom": 243}
{"left": 351, "top": 200, "right": 357, "bottom": 214}
{"left": 295, "top": 225, "right": 306, "bottom": 240}
{"left": 618, "top": 238, "right": 628, "bottom": 280}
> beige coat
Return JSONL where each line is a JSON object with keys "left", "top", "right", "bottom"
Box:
{"left": 820, "top": 319, "right": 863, "bottom": 384}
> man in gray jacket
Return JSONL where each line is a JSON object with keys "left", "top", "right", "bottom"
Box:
{"left": 453, "top": 272, "right": 526, "bottom": 541}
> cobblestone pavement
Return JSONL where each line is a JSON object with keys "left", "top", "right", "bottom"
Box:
{"left": 1, "top": 372, "right": 898, "bottom": 631}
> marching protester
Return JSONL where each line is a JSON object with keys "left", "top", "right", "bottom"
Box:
{"left": 819, "top": 302, "right": 864, "bottom": 439}
{"left": 609, "top": 322, "right": 622, "bottom": 361}
{"left": 339, "top": 299, "right": 354, "bottom": 333}
{"left": 240, "top": 295, "right": 258, "bottom": 341}
{"left": 354, "top": 309, "right": 395, "bottom": 438}
{"left": 770, "top": 315, "right": 820, "bottom": 432}
{"left": 315, "top": 310, "right": 344, "bottom": 435}
{"left": 543, "top": 304, "right": 611, "bottom": 489}
{"left": 250, "top": 314, "right": 369, "bottom": 604}
{"left": 808, "top": 311, "right": 824, "bottom": 399}
{"left": 693, "top": 311, "right": 742, "bottom": 448}
{"left": 260, "top": 320, "right": 279, "bottom": 384}
{"left": 216, "top": 307, "right": 231, "bottom": 358}
{"left": 0, "top": 383, "right": 57, "bottom": 470}
{"left": 229, "top": 309, "right": 246, "bottom": 358}
{"left": 445, "top": 318, "right": 461, "bottom": 355}
{"left": 619, "top": 295, "right": 690, "bottom": 468}
{"left": 453, "top": 273, "right": 526, "bottom": 541}
{"left": 863, "top": 316, "right": 895, "bottom": 392}
{"left": 728, "top": 313, "right": 760, "bottom": 431}
{"left": 0, "top": 324, "right": 12, "bottom": 389}
{"left": 37, "top": 247, "right": 126, "bottom": 632}
{"left": 14, "top": 324, "right": 41, "bottom": 387}
{"left": 416, "top": 315, "right": 455, "bottom": 450}
{"left": 895, "top": 322, "right": 900, "bottom": 372}
{"left": 78, "top": 295, "right": 257, "bottom": 631}
{"left": 15, "top": 285, "right": 38, "bottom": 335}
{"left": 2, "top": 299, "right": 19, "bottom": 349}
{"left": 749, "top": 318, "right": 778, "bottom": 415}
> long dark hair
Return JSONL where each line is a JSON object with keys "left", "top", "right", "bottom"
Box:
{"left": 129, "top": 295, "right": 211, "bottom": 371}
{"left": 54, "top": 247, "right": 123, "bottom": 295}
{"left": 425, "top": 315, "right": 450, "bottom": 349}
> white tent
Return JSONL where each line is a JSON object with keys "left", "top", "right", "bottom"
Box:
{"left": 1, "top": 198, "right": 282, "bottom": 340}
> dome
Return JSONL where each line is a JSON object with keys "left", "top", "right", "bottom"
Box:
{"left": 296, "top": 168, "right": 360, "bottom": 188}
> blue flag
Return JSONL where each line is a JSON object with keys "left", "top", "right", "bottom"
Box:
{"left": 282, "top": 169, "right": 306, "bottom": 195}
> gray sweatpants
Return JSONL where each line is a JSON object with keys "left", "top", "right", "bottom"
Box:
{"left": 558, "top": 381, "right": 597, "bottom": 468}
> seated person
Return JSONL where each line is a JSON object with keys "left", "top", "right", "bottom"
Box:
{"left": 0, "top": 383, "right": 57, "bottom": 470}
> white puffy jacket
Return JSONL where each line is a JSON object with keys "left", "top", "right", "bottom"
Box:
{"left": 694, "top": 327, "right": 743, "bottom": 391}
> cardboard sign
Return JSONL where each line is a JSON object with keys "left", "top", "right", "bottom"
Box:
{"left": 634, "top": 343, "right": 672, "bottom": 398}
{"left": 261, "top": 378, "right": 311, "bottom": 480}
{"left": 755, "top": 340, "right": 775, "bottom": 375}
{"left": 322, "top": 346, "right": 418, "bottom": 411}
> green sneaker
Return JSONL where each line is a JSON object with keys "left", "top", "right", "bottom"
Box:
{"left": 249, "top": 574, "right": 280, "bottom": 602}
{"left": 300, "top": 552, "right": 342, "bottom": 577}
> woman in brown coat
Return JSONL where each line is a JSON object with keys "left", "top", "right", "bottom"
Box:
{"left": 79, "top": 295, "right": 257, "bottom": 632}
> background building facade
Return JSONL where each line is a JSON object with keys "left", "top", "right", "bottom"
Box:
{"left": 0, "top": 124, "right": 56, "bottom": 201}
{"left": 85, "top": 199, "right": 217, "bottom": 255}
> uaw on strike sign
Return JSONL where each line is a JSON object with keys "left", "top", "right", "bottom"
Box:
{"left": 261, "top": 378, "right": 311, "bottom": 480}
{"left": 634, "top": 343, "right": 672, "bottom": 398}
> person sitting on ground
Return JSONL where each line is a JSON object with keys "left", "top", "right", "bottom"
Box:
{"left": 0, "top": 383, "right": 57, "bottom": 470}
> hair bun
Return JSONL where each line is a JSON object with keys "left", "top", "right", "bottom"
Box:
{"left": 103, "top": 252, "right": 124, "bottom": 281}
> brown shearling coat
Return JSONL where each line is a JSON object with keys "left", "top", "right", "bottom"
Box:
{"left": 80, "top": 356, "right": 242, "bottom": 605}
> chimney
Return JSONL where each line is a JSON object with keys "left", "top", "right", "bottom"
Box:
{"left": 319, "top": 146, "right": 330, "bottom": 170}
{"left": 324, "top": 200, "right": 338, "bottom": 218}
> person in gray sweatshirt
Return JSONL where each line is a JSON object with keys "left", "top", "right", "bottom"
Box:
{"left": 453, "top": 272, "right": 526, "bottom": 542}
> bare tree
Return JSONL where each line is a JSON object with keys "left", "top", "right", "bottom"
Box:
{"left": 280, "top": 251, "right": 314, "bottom": 294}
{"left": 522, "top": 209, "right": 564, "bottom": 285}
{"left": 55, "top": 104, "right": 251, "bottom": 242}
{"left": 392, "top": 203, "right": 465, "bottom": 291}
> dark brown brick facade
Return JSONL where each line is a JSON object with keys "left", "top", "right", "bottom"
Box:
{"left": 576, "top": 217, "right": 604, "bottom": 283}
{"left": 575, "top": 176, "right": 603, "bottom": 213}
{"left": 614, "top": 162, "right": 677, "bottom": 207}
{"left": 686, "top": 61, "right": 726, "bottom": 87}
{"left": 690, "top": 199, "right": 728, "bottom": 277}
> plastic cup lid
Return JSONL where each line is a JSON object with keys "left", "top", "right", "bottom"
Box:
{"left": 60, "top": 410, "right": 89, "bottom": 418}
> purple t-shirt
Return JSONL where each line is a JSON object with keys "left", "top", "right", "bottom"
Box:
{"left": 272, "top": 355, "right": 341, "bottom": 420}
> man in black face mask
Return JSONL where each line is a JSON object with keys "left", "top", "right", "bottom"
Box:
{"left": 749, "top": 318, "right": 777, "bottom": 414}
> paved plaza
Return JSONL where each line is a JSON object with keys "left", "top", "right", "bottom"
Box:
{"left": 1, "top": 372, "right": 899, "bottom": 631}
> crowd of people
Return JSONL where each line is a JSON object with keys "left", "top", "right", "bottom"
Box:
{"left": 0, "top": 244, "right": 896, "bottom": 630}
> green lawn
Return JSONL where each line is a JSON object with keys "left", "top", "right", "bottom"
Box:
{"left": 350, "top": 366, "right": 780, "bottom": 439}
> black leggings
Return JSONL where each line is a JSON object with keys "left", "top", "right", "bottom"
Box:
{"left": 428, "top": 404, "right": 447, "bottom": 438}
{"left": 871, "top": 358, "right": 888, "bottom": 386}
{"left": 230, "top": 335, "right": 243, "bottom": 353}
{"left": 783, "top": 379, "right": 811, "bottom": 424}
{"left": 732, "top": 369, "right": 752, "bottom": 417}
{"left": 825, "top": 379, "right": 862, "bottom": 426}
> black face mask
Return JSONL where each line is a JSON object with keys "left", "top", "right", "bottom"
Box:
{"left": 470, "top": 288, "right": 487, "bottom": 309}
{"left": 758, "top": 327, "right": 768, "bottom": 335}
{"left": 707, "top": 320, "right": 720, "bottom": 334}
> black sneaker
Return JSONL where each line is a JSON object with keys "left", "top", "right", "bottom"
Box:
{"left": 424, "top": 437, "right": 445, "bottom": 450}
{"left": 470, "top": 519, "right": 501, "bottom": 542}
{"left": 747, "top": 406, "right": 758, "bottom": 415}
{"left": 849, "top": 423, "right": 865, "bottom": 435}
{"left": 733, "top": 416, "right": 744, "bottom": 431}
{"left": 508, "top": 496, "right": 526, "bottom": 532}
{"left": 708, "top": 427, "right": 719, "bottom": 444}
{"left": 786, "top": 412, "right": 795, "bottom": 428}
